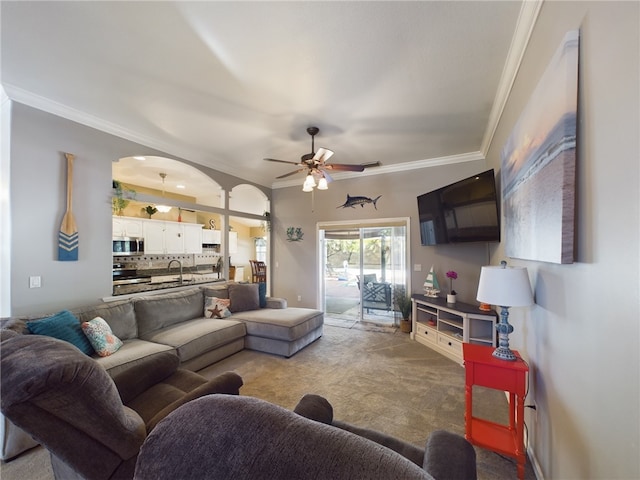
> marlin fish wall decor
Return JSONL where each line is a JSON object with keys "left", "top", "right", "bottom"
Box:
{"left": 337, "top": 194, "right": 382, "bottom": 210}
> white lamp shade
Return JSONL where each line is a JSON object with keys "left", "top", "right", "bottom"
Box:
{"left": 304, "top": 174, "right": 316, "bottom": 187}
{"left": 476, "top": 265, "right": 533, "bottom": 307}
{"left": 317, "top": 177, "right": 328, "bottom": 190}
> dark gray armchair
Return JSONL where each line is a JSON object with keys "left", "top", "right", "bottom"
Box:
{"left": 294, "top": 393, "right": 477, "bottom": 480}
{"left": 134, "top": 394, "right": 476, "bottom": 480}
{"left": 0, "top": 333, "right": 243, "bottom": 480}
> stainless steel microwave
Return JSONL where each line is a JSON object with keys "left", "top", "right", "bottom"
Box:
{"left": 112, "top": 237, "right": 144, "bottom": 256}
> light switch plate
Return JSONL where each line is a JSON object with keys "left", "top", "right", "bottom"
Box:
{"left": 414, "top": 264, "right": 422, "bottom": 272}
{"left": 29, "top": 276, "right": 41, "bottom": 288}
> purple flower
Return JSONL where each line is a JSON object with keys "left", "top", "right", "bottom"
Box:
{"left": 446, "top": 270, "right": 458, "bottom": 294}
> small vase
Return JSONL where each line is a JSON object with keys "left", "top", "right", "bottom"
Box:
{"left": 447, "top": 294, "right": 457, "bottom": 304}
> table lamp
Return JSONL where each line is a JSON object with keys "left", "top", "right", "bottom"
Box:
{"left": 476, "top": 261, "right": 533, "bottom": 361}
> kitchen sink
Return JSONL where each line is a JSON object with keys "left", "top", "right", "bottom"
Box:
{"left": 150, "top": 273, "right": 220, "bottom": 284}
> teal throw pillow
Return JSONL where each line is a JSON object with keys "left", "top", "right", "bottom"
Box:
{"left": 258, "top": 282, "right": 267, "bottom": 308}
{"left": 26, "top": 310, "right": 95, "bottom": 355}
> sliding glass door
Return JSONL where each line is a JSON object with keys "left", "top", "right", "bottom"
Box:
{"left": 320, "top": 219, "right": 409, "bottom": 326}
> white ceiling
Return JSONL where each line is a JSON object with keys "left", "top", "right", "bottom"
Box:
{"left": 1, "top": 1, "right": 537, "bottom": 191}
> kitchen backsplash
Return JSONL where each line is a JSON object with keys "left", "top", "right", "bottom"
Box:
{"left": 113, "top": 250, "right": 220, "bottom": 273}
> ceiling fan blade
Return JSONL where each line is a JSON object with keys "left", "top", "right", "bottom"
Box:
{"left": 320, "top": 169, "right": 334, "bottom": 183}
{"left": 264, "top": 158, "right": 301, "bottom": 166}
{"left": 324, "top": 163, "right": 365, "bottom": 172}
{"left": 276, "top": 168, "right": 306, "bottom": 179}
{"left": 313, "top": 148, "right": 334, "bottom": 164}
{"left": 361, "top": 161, "right": 381, "bottom": 168}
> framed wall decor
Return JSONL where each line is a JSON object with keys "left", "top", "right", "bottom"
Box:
{"left": 286, "top": 227, "right": 304, "bottom": 242}
{"left": 501, "top": 30, "right": 579, "bottom": 264}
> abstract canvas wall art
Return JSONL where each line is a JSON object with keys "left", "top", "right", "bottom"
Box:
{"left": 501, "top": 30, "right": 579, "bottom": 264}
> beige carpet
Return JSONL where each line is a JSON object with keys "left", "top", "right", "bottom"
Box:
{"left": 1, "top": 325, "right": 536, "bottom": 479}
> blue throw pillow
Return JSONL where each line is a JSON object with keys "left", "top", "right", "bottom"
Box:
{"left": 258, "top": 282, "right": 267, "bottom": 308}
{"left": 27, "top": 310, "right": 95, "bottom": 355}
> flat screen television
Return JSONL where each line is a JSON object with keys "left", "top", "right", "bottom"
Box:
{"left": 417, "top": 169, "right": 500, "bottom": 246}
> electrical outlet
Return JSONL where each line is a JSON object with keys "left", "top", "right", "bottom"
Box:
{"left": 414, "top": 264, "right": 422, "bottom": 271}
{"left": 29, "top": 276, "right": 41, "bottom": 288}
{"left": 297, "top": 295, "right": 301, "bottom": 301}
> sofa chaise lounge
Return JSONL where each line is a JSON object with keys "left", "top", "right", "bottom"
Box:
{"left": 1, "top": 332, "right": 244, "bottom": 480}
{"left": 0, "top": 282, "right": 324, "bottom": 460}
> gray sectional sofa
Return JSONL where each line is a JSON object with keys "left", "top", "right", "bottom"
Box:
{"left": 0, "top": 283, "right": 324, "bottom": 460}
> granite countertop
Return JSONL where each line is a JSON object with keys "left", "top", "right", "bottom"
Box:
{"left": 112, "top": 275, "right": 225, "bottom": 296}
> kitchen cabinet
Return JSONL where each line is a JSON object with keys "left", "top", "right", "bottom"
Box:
{"left": 142, "top": 221, "right": 166, "bottom": 254}
{"left": 164, "top": 222, "right": 185, "bottom": 253}
{"left": 141, "top": 219, "right": 203, "bottom": 255}
{"left": 202, "top": 229, "right": 221, "bottom": 244}
{"left": 183, "top": 224, "right": 203, "bottom": 253}
{"left": 112, "top": 217, "right": 143, "bottom": 237}
{"left": 234, "top": 266, "right": 245, "bottom": 282}
{"left": 229, "top": 231, "right": 238, "bottom": 254}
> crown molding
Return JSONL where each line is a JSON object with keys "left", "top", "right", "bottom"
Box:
{"left": 3, "top": 0, "right": 541, "bottom": 190}
{"left": 1, "top": 87, "right": 10, "bottom": 109}
{"left": 2, "top": 83, "right": 167, "bottom": 149}
{"left": 1, "top": 83, "right": 255, "bottom": 183}
{"left": 271, "top": 151, "right": 485, "bottom": 189}
{"left": 480, "top": 0, "right": 543, "bottom": 156}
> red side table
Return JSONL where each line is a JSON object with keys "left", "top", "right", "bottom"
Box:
{"left": 462, "top": 343, "right": 529, "bottom": 480}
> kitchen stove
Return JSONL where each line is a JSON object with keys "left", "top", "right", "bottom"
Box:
{"left": 112, "top": 263, "right": 150, "bottom": 285}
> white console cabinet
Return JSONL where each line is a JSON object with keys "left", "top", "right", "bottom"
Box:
{"left": 411, "top": 294, "right": 496, "bottom": 365}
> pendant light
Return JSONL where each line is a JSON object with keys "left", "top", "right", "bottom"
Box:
{"left": 156, "top": 173, "right": 172, "bottom": 213}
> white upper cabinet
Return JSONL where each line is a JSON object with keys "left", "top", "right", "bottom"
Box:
{"left": 183, "top": 224, "right": 203, "bottom": 254}
{"left": 112, "top": 217, "right": 144, "bottom": 238}
{"left": 142, "top": 220, "right": 166, "bottom": 254}
{"left": 130, "top": 217, "right": 203, "bottom": 255}
{"left": 164, "top": 222, "right": 185, "bottom": 254}
{"left": 202, "top": 229, "right": 222, "bottom": 244}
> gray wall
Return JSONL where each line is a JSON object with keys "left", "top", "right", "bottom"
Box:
{"left": 5, "top": 103, "right": 269, "bottom": 316}
{"left": 271, "top": 2, "right": 640, "bottom": 479}
{"left": 3, "top": 2, "right": 639, "bottom": 477}
{"left": 271, "top": 161, "right": 493, "bottom": 307}
{"left": 483, "top": 2, "right": 638, "bottom": 479}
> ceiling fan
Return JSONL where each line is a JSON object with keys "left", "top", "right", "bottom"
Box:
{"left": 264, "top": 127, "right": 376, "bottom": 190}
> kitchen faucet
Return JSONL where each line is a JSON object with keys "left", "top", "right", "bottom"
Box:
{"left": 168, "top": 260, "right": 183, "bottom": 285}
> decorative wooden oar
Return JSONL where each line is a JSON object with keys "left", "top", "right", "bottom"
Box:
{"left": 58, "top": 153, "right": 78, "bottom": 261}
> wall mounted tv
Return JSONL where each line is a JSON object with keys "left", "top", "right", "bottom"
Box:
{"left": 417, "top": 169, "right": 500, "bottom": 246}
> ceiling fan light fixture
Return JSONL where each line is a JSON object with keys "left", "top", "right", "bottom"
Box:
{"left": 317, "top": 176, "right": 328, "bottom": 190}
{"left": 303, "top": 174, "right": 316, "bottom": 188}
{"left": 266, "top": 126, "right": 367, "bottom": 188}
